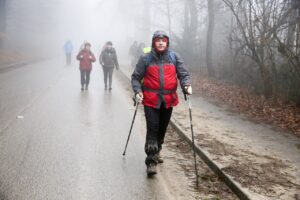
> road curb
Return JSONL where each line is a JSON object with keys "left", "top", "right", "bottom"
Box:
{"left": 0, "top": 60, "right": 31, "bottom": 73}
{"left": 0, "top": 57, "right": 50, "bottom": 73}
{"left": 169, "top": 119, "right": 253, "bottom": 200}
{"left": 119, "top": 67, "right": 253, "bottom": 200}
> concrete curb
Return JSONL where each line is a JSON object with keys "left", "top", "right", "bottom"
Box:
{"left": 0, "top": 57, "right": 51, "bottom": 73}
{"left": 119, "top": 67, "right": 253, "bottom": 200}
{"left": 169, "top": 119, "right": 253, "bottom": 200}
{"left": 0, "top": 60, "right": 31, "bottom": 73}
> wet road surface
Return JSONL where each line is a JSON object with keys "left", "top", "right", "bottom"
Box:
{"left": 0, "top": 59, "right": 178, "bottom": 200}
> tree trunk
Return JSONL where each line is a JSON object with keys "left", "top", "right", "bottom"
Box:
{"left": 258, "top": 62, "right": 273, "bottom": 98}
{"left": 143, "top": 0, "right": 151, "bottom": 41}
{"left": 189, "top": 0, "right": 197, "bottom": 44}
{"left": 287, "top": 0, "right": 297, "bottom": 51}
{"left": 206, "top": 0, "right": 215, "bottom": 77}
{"left": 183, "top": 0, "right": 189, "bottom": 43}
{"left": 166, "top": 0, "right": 172, "bottom": 43}
{"left": 0, "top": 0, "right": 6, "bottom": 48}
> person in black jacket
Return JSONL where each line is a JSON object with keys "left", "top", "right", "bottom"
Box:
{"left": 99, "top": 41, "right": 119, "bottom": 90}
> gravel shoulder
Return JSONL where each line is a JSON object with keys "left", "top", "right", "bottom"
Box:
{"left": 172, "top": 94, "right": 300, "bottom": 200}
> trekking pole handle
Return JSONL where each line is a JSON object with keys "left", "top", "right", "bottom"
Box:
{"left": 132, "top": 96, "right": 137, "bottom": 107}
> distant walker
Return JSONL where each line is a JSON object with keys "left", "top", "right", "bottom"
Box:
{"left": 76, "top": 42, "right": 96, "bottom": 91}
{"left": 99, "top": 41, "right": 119, "bottom": 91}
{"left": 64, "top": 40, "right": 74, "bottom": 66}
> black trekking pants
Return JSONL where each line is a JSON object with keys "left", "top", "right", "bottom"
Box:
{"left": 144, "top": 104, "right": 173, "bottom": 165}
{"left": 80, "top": 69, "right": 91, "bottom": 87}
{"left": 102, "top": 66, "right": 114, "bottom": 88}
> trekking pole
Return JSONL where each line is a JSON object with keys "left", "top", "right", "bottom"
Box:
{"left": 185, "top": 94, "right": 199, "bottom": 187}
{"left": 122, "top": 99, "right": 139, "bottom": 156}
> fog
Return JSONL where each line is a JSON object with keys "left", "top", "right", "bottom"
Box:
{"left": 1, "top": 0, "right": 299, "bottom": 101}
{"left": 0, "top": 1, "right": 300, "bottom": 199}
{"left": 2, "top": 0, "right": 153, "bottom": 63}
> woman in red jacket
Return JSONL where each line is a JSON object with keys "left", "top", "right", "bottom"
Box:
{"left": 76, "top": 42, "right": 96, "bottom": 91}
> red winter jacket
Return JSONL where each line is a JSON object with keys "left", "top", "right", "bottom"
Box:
{"left": 76, "top": 50, "right": 96, "bottom": 70}
{"left": 131, "top": 50, "right": 191, "bottom": 109}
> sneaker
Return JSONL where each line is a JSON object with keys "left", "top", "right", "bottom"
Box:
{"left": 109, "top": 87, "right": 112, "bottom": 91}
{"left": 146, "top": 163, "right": 157, "bottom": 176}
{"left": 85, "top": 85, "right": 88, "bottom": 90}
{"left": 105, "top": 86, "right": 107, "bottom": 90}
{"left": 81, "top": 86, "right": 84, "bottom": 91}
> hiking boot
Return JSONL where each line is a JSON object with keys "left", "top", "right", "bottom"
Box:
{"left": 146, "top": 163, "right": 157, "bottom": 176}
{"left": 156, "top": 153, "right": 164, "bottom": 164}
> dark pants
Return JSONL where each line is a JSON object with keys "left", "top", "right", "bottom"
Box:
{"left": 144, "top": 104, "right": 173, "bottom": 165}
{"left": 66, "top": 53, "right": 71, "bottom": 65}
{"left": 80, "top": 69, "right": 91, "bottom": 87}
{"left": 103, "top": 66, "right": 114, "bottom": 89}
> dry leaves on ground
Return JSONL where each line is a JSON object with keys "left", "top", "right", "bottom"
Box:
{"left": 192, "top": 74, "right": 300, "bottom": 136}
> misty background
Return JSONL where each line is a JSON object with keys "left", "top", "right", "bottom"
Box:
{"left": 0, "top": 0, "right": 300, "bottom": 103}
{"left": 0, "top": 0, "right": 152, "bottom": 62}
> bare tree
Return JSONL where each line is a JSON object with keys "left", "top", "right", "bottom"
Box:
{"left": 0, "top": 0, "right": 6, "bottom": 48}
{"left": 178, "top": 0, "right": 198, "bottom": 65}
{"left": 149, "top": 0, "right": 180, "bottom": 40}
{"left": 166, "top": 0, "right": 172, "bottom": 41}
{"left": 206, "top": 0, "right": 216, "bottom": 77}
{"left": 217, "top": 0, "right": 300, "bottom": 101}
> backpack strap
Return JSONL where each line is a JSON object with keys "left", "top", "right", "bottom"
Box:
{"left": 144, "top": 51, "right": 177, "bottom": 66}
{"left": 168, "top": 51, "right": 177, "bottom": 66}
{"left": 144, "top": 53, "right": 153, "bottom": 67}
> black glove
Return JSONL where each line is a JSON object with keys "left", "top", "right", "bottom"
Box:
{"left": 184, "top": 85, "right": 192, "bottom": 95}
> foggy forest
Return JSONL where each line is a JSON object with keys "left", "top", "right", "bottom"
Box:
{"left": 0, "top": 0, "right": 299, "bottom": 199}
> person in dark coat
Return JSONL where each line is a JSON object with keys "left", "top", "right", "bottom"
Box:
{"left": 99, "top": 41, "right": 119, "bottom": 90}
{"left": 129, "top": 41, "right": 138, "bottom": 67}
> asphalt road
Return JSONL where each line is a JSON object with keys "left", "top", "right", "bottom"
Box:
{"left": 0, "top": 59, "right": 176, "bottom": 200}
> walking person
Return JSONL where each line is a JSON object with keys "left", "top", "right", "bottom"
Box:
{"left": 136, "top": 42, "right": 146, "bottom": 58}
{"left": 129, "top": 41, "right": 138, "bottom": 67}
{"left": 76, "top": 42, "right": 96, "bottom": 91}
{"left": 131, "top": 30, "right": 192, "bottom": 176}
{"left": 64, "top": 40, "right": 74, "bottom": 65}
{"left": 99, "top": 41, "right": 119, "bottom": 91}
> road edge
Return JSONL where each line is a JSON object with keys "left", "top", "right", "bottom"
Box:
{"left": 169, "top": 119, "right": 253, "bottom": 200}
{"left": 0, "top": 60, "right": 32, "bottom": 73}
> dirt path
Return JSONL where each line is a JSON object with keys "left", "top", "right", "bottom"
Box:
{"left": 173, "top": 94, "right": 300, "bottom": 199}
{"left": 0, "top": 50, "right": 28, "bottom": 66}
